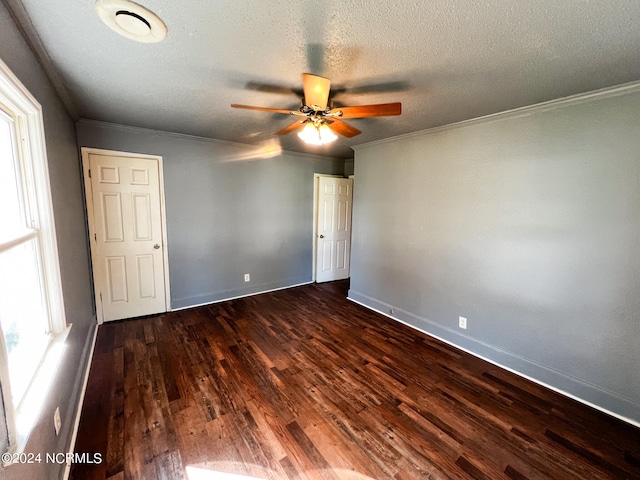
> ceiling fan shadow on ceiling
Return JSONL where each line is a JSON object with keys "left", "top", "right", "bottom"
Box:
{"left": 231, "top": 73, "right": 402, "bottom": 145}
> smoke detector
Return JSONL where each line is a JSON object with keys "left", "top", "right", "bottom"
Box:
{"left": 96, "top": 0, "right": 167, "bottom": 43}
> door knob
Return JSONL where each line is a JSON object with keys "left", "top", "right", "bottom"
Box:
{"left": 154, "top": 244, "right": 160, "bottom": 249}
{"left": 319, "top": 235, "right": 324, "bottom": 238}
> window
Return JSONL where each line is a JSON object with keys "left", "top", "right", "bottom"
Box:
{"left": 0, "top": 58, "right": 68, "bottom": 453}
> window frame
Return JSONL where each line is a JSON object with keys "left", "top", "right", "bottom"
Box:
{"left": 0, "top": 57, "right": 68, "bottom": 454}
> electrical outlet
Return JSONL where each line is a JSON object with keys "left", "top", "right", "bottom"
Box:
{"left": 388, "top": 307, "right": 394, "bottom": 315}
{"left": 459, "top": 316, "right": 467, "bottom": 329}
{"left": 54, "top": 407, "right": 61, "bottom": 435}
{"left": 244, "top": 273, "right": 250, "bottom": 282}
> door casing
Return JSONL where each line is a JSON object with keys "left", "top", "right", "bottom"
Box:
{"left": 313, "top": 173, "right": 353, "bottom": 282}
{"left": 81, "top": 147, "right": 171, "bottom": 324}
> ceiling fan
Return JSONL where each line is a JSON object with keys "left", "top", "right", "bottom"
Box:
{"left": 231, "top": 73, "right": 402, "bottom": 145}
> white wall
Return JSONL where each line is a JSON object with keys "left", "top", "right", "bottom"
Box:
{"left": 349, "top": 84, "right": 640, "bottom": 424}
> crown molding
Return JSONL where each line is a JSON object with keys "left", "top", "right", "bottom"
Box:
{"left": 3, "top": 0, "right": 79, "bottom": 119}
{"left": 355, "top": 80, "right": 640, "bottom": 151}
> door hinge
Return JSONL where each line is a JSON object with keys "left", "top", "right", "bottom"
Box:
{"left": 88, "top": 169, "right": 91, "bottom": 178}
{"left": 94, "top": 233, "right": 97, "bottom": 241}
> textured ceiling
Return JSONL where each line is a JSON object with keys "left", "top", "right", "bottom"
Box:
{"left": 7, "top": 0, "right": 640, "bottom": 158}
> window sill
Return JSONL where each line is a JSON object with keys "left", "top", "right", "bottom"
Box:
{"left": 3, "top": 323, "right": 72, "bottom": 464}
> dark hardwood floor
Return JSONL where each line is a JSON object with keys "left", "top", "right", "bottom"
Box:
{"left": 71, "top": 281, "right": 640, "bottom": 480}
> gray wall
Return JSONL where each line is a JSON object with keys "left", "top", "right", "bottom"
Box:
{"left": 76, "top": 121, "right": 345, "bottom": 309}
{"left": 349, "top": 86, "right": 640, "bottom": 424}
{"left": 344, "top": 158, "right": 355, "bottom": 177}
{"left": 0, "top": 2, "right": 95, "bottom": 479}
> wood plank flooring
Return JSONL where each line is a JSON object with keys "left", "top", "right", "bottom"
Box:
{"left": 70, "top": 281, "right": 640, "bottom": 479}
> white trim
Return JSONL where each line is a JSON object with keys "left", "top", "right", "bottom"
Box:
{"left": 0, "top": 323, "right": 17, "bottom": 452}
{"left": 354, "top": 80, "right": 640, "bottom": 151}
{"left": 156, "top": 154, "right": 172, "bottom": 314}
{"left": 347, "top": 294, "right": 640, "bottom": 429}
{"left": 0, "top": 58, "right": 67, "bottom": 334}
{"left": 172, "top": 281, "right": 313, "bottom": 311}
{"left": 2, "top": 0, "right": 78, "bottom": 118}
{"left": 0, "top": 56, "right": 68, "bottom": 454}
{"left": 17, "top": 326, "right": 71, "bottom": 446}
{"left": 80, "top": 147, "right": 171, "bottom": 323}
{"left": 0, "top": 228, "right": 38, "bottom": 252}
{"left": 62, "top": 323, "right": 98, "bottom": 480}
{"left": 81, "top": 149, "right": 101, "bottom": 325}
{"left": 2, "top": 325, "right": 72, "bottom": 463}
{"left": 312, "top": 173, "right": 343, "bottom": 282}
{"left": 0, "top": 57, "right": 43, "bottom": 115}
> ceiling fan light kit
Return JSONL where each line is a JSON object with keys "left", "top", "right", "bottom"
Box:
{"left": 298, "top": 122, "right": 338, "bottom": 145}
{"left": 231, "top": 73, "right": 402, "bottom": 146}
{"left": 96, "top": 0, "right": 167, "bottom": 43}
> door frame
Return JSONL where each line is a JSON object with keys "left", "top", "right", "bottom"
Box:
{"left": 312, "top": 173, "right": 345, "bottom": 282}
{"left": 81, "top": 147, "right": 171, "bottom": 324}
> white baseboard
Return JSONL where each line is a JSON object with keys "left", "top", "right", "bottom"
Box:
{"left": 347, "top": 290, "right": 640, "bottom": 428}
{"left": 63, "top": 319, "right": 98, "bottom": 480}
{"left": 172, "top": 279, "right": 313, "bottom": 311}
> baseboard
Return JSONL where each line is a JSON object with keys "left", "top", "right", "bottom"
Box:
{"left": 172, "top": 277, "right": 313, "bottom": 311}
{"left": 63, "top": 318, "right": 98, "bottom": 480}
{"left": 347, "top": 289, "right": 640, "bottom": 428}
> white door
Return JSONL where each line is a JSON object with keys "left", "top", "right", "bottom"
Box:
{"left": 83, "top": 149, "right": 169, "bottom": 322}
{"left": 316, "top": 177, "right": 353, "bottom": 282}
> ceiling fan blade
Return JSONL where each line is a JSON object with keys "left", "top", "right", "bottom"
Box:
{"left": 245, "top": 81, "right": 298, "bottom": 96}
{"left": 330, "top": 80, "right": 410, "bottom": 98}
{"left": 276, "top": 120, "right": 306, "bottom": 135}
{"left": 331, "top": 102, "right": 402, "bottom": 118}
{"left": 327, "top": 118, "right": 361, "bottom": 138}
{"left": 302, "top": 73, "right": 330, "bottom": 110}
{"left": 231, "top": 104, "right": 295, "bottom": 115}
